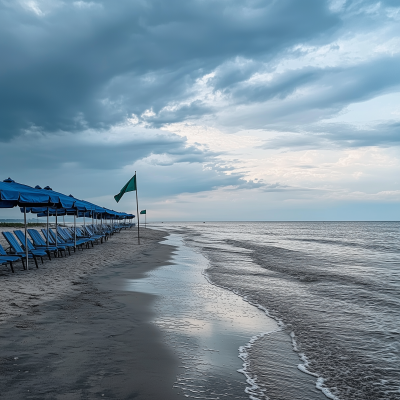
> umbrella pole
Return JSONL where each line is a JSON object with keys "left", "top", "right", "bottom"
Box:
{"left": 55, "top": 209, "right": 58, "bottom": 247}
{"left": 24, "top": 207, "right": 28, "bottom": 271}
{"left": 46, "top": 207, "right": 49, "bottom": 247}
{"left": 74, "top": 212, "right": 77, "bottom": 250}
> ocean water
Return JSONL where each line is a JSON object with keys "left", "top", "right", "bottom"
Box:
{"left": 153, "top": 222, "right": 400, "bottom": 400}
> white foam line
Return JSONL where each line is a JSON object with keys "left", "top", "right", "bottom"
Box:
{"left": 238, "top": 331, "right": 275, "bottom": 400}
{"left": 201, "top": 268, "right": 279, "bottom": 400}
{"left": 289, "top": 332, "right": 341, "bottom": 400}
{"left": 201, "top": 266, "right": 341, "bottom": 400}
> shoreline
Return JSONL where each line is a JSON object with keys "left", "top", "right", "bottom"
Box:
{"left": 0, "top": 227, "right": 183, "bottom": 399}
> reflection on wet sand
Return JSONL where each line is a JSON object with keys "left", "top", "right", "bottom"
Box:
{"left": 125, "top": 235, "right": 278, "bottom": 399}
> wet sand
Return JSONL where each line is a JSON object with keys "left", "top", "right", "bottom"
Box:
{"left": 0, "top": 228, "right": 183, "bottom": 399}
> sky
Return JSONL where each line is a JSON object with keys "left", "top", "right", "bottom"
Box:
{"left": 1, "top": 0, "right": 399, "bottom": 221}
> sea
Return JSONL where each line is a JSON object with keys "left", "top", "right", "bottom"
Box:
{"left": 150, "top": 222, "right": 400, "bottom": 400}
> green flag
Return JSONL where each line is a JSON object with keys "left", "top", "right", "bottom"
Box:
{"left": 140, "top": 210, "right": 146, "bottom": 214}
{"left": 114, "top": 174, "right": 136, "bottom": 203}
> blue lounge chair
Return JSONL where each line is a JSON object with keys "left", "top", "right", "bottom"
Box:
{"left": 48, "top": 229, "right": 74, "bottom": 255}
{"left": 9, "top": 231, "right": 47, "bottom": 263}
{"left": 77, "top": 226, "right": 101, "bottom": 245}
{"left": 73, "top": 227, "right": 95, "bottom": 247}
{"left": 0, "top": 244, "right": 20, "bottom": 273}
{"left": 91, "top": 224, "right": 109, "bottom": 240}
{"left": 2, "top": 232, "right": 41, "bottom": 269}
{"left": 40, "top": 229, "right": 68, "bottom": 257}
{"left": 27, "top": 229, "right": 59, "bottom": 259}
{"left": 85, "top": 226, "right": 105, "bottom": 243}
{"left": 94, "top": 225, "right": 110, "bottom": 240}
{"left": 64, "top": 227, "right": 91, "bottom": 248}
{"left": 14, "top": 230, "right": 53, "bottom": 261}
{"left": 56, "top": 226, "right": 87, "bottom": 250}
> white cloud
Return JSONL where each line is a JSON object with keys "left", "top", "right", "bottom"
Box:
{"left": 73, "top": 1, "right": 102, "bottom": 9}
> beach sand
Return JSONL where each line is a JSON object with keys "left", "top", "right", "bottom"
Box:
{"left": 0, "top": 227, "right": 183, "bottom": 399}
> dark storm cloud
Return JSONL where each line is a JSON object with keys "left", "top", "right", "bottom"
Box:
{"left": 138, "top": 164, "right": 253, "bottom": 197}
{"left": 145, "top": 101, "right": 214, "bottom": 127}
{"left": 213, "top": 53, "right": 400, "bottom": 134}
{"left": 321, "top": 121, "right": 400, "bottom": 147}
{"left": 0, "top": 0, "right": 340, "bottom": 140}
{"left": 0, "top": 0, "right": 398, "bottom": 169}
{"left": 0, "top": 128, "right": 264, "bottom": 198}
{"left": 210, "top": 59, "right": 264, "bottom": 92}
{"left": 219, "top": 55, "right": 400, "bottom": 117}
{"left": 0, "top": 129, "right": 210, "bottom": 170}
{"left": 263, "top": 121, "right": 400, "bottom": 150}
{"left": 227, "top": 67, "right": 323, "bottom": 103}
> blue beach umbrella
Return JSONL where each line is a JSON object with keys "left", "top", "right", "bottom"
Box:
{"left": 0, "top": 178, "right": 70, "bottom": 270}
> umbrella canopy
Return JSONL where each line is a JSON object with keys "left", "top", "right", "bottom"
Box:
{"left": 1, "top": 178, "right": 134, "bottom": 218}
{"left": 0, "top": 178, "right": 65, "bottom": 208}
{"left": 22, "top": 188, "right": 103, "bottom": 216}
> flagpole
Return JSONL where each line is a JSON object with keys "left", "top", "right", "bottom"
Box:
{"left": 55, "top": 208, "right": 58, "bottom": 248}
{"left": 74, "top": 212, "right": 77, "bottom": 251}
{"left": 135, "top": 171, "right": 140, "bottom": 244}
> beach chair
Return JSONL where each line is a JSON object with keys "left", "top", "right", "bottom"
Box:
{"left": 0, "top": 244, "right": 20, "bottom": 273}
{"left": 92, "top": 224, "right": 109, "bottom": 240}
{"left": 40, "top": 229, "right": 67, "bottom": 257}
{"left": 83, "top": 226, "right": 104, "bottom": 244}
{"left": 2, "top": 232, "right": 41, "bottom": 269}
{"left": 112, "top": 224, "right": 122, "bottom": 233}
{"left": 27, "top": 229, "right": 59, "bottom": 259}
{"left": 48, "top": 230, "right": 74, "bottom": 255}
{"left": 14, "top": 230, "right": 53, "bottom": 261}
{"left": 61, "top": 226, "right": 90, "bottom": 249}
{"left": 101, "top": 224, "right": 113, "bottom": 236}
{"left": 57, "top": 226, "right": 89, "bottom": 250}
{"left": 77, "top": 227, "right": 95, "bottom": 246}
{"left": 71, "top": 227, "right": 95, "bottom": 247}
{"left": 8, "top": 231, "right": 47, "bottom": 263}
{"left": 92, "top": 225, "right": 107, "bottom": 241}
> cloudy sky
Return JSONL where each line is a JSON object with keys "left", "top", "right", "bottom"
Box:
{"left": 1, "top": 0, "right": 399, "bottom": 220}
